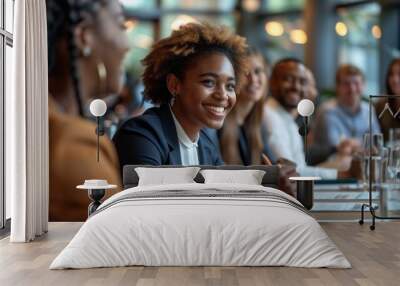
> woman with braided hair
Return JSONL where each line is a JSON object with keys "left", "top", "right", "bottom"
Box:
{"left": 113, "top": 23, "right": 249, "bottom": 167}
{"left": 47, "top": 0, "right": 129, "bottom": 221}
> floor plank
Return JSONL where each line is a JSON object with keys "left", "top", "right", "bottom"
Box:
{"left": 0, "top": 222, "right": 399, "bottom": 286}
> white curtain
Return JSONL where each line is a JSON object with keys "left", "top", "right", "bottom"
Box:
{"left": 7, "top": 0, "right": 49, "bottom": 242}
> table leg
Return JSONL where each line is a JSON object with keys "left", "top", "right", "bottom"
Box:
{"left": 296, "top": 181, "right": 314, "bottom": 210}
{"left": 88, "top": 189, "right": 105, "bottom": 216}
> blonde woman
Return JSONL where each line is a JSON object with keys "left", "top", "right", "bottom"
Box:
{"left": 219, "top": 48, "right": 274, "bottom": 165}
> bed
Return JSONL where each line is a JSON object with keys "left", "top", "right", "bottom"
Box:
{"left": 50, "top": 165, "right": 350, "bottom": 269}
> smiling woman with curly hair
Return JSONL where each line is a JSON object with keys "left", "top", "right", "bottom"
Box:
{"left": 113, "top": 23, "right": 249, "bottom": 167}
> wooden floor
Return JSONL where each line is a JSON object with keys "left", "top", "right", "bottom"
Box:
{"left": 1, "top": 222, "right": 399, "bottom": 286}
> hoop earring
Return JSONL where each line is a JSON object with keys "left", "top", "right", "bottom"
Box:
{"left": 96, "top": 61, "right": 107, "bottom": 96}
{"left": 170, "top": 94, "right": 176, "bottom": 106}
{"left": 82, "top": 46, "right": 92, "bottom": 57}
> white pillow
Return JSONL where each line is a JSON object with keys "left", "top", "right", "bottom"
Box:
{"left": 135, "top": 167, "right": 200, "bottom": 186}
{"left": 200, "top": 169, "right": 266, "bottom": 185}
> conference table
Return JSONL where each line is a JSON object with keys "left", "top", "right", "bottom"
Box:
{"left": 312, "top": 180, "right": 400, "bottom": 221}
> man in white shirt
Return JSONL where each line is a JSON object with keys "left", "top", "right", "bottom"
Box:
{"left": 263, "top": 58, "right": 350, "bottom": 179}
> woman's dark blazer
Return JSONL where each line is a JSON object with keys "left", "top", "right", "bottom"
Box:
{"left": 113, "top": 104, "right": 224, "bottom": 169}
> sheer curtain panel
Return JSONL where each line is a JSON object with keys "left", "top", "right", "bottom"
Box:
{"left": 7, "top": 0, "right": 49, "bottom": 242}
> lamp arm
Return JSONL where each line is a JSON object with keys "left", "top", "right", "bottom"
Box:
{"left": 96, "top": 117, "right": 100, "bottom": 162}
{"left": 304, "top": 120, "right": 308, "bottom": 165}
{"left": 95, "top": 117, "right": 105, "bottom": 136}
{"left": 303, "top": 116, "right": 309, "bottom": 165}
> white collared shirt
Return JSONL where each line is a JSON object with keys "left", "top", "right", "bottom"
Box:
{"left": 263, "top": 97, "right": 337, "bottom": 179}
{"left": 170, "top": 109, "right": 200, "bottom": 166}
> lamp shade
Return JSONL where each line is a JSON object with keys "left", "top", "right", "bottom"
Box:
{"left": 297, "top": 99, "right": 314, "bottom": 117}
{"left": 89, "top": 99, "right": 107, "bottom": 117}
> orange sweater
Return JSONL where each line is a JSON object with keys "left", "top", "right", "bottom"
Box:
{"left": 49, "top": 101, "right": 121, "bottom": 221}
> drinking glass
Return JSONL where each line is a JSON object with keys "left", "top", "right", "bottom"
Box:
{"left": 379, "top": 147, "right": 389, "bottom": 215}
{"left": 387, "top": 146, "right": 400, "bottom": 185}
{"left": 363, "top": 133, "right": 383, "bottom": 155}
{"left": 362, "top": 133, "right": 384, "bottom": 188}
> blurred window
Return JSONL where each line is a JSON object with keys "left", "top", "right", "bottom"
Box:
{"left": 336, "top": 3, "right": 381, "bottom": 96}
{"left": 262, "top": 0, "right": 304, "bottom": 12}
{"left": 120, "top": 0, "right": 238, "bottom": 79}
{"left": 123, "top": 21, "right": 154, "bottom": 76}
{"left": 262, "top": 16, "right": 305, "bottom": 63}
{"left": 5, "top": 0, "right": 13, "bottom": 33}
{"left": 1, "top": 0, "right": 14, "bottom": 230}
{"left": 257, "top": 0, "right": 305, "bottom": 64}
{"left": 160, "top": 0, "right": 237, "bottom": 39}
{"left": 161, "top": 14, "right": 235, "bottom": 38}
{"left": 162, "top": 0, "right": 236, "bottom": 11}
{"left": 120, "top": 0, "right": 157, "bottom": 11}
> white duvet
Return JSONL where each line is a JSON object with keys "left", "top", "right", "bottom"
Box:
{"left": 50, "top": 183, "right": 350, "bottom": 269}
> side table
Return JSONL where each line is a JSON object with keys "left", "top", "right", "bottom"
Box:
{"left": 77, "top": 180, "right": 117, "bottom": 216}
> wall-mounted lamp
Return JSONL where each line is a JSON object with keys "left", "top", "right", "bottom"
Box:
{"left": 89, "top": 99, "right": 107, "bottom": 162}
{"left": 297, "top": 99, "right": 315, "bottom": 165}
